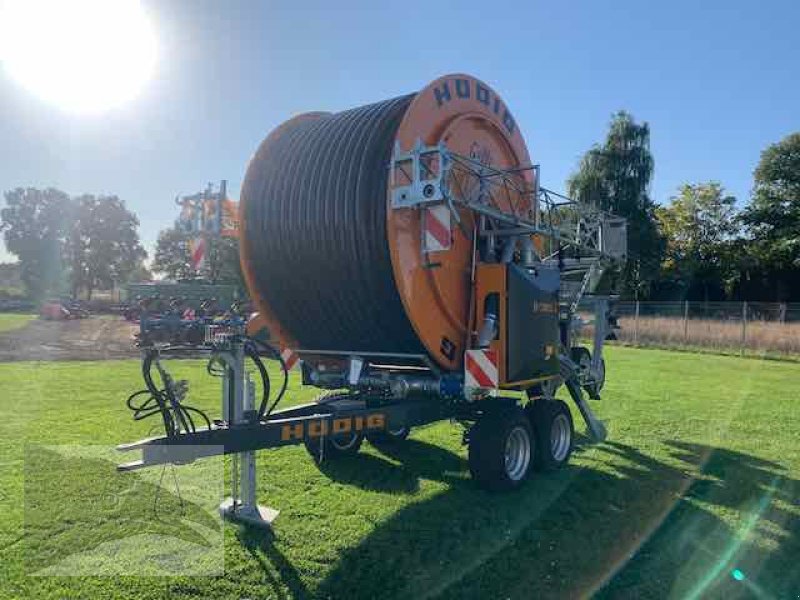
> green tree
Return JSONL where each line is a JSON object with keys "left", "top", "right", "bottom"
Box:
{"left": 126, "top": 263, "right": 153, "bottom": 284}
{"left": 152, "top": 227, "right": 193, "bottom": 281}
{"left": 567, "top": 111, "right": 664, "bottom": 298}
{"left": 656, "top": 183, "right": 738, "bottom": 300}
{"left": 65, "top": 195, "right": 147, "bottom": 299}
{"left": 153, "top": 226, "right": 242, "bottom": 285}
{"left": 204, "top": 236, "right": 242, "bottom": 285}
{"left": 740, "top": 132, "right": 800, "bottom": 299}
{"left": 0, "top": 188, "right": 72, "bottom": 299}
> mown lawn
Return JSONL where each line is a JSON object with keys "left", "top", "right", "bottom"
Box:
{"left": 0, "top": 347, "right": 798, "bottom": 599}
{"left": 0, "top": 313, "right": 35, "bottom": 334}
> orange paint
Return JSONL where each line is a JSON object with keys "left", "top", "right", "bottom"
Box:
{"left": 239, "top": 76, "right": 535, "bottom": 372}
{"left": 388, "top": 74, "right": 534, "bottom": 370}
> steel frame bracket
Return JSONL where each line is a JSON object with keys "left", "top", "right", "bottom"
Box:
{"left": 390, "top": 139, "right": 449, "bottom": 208}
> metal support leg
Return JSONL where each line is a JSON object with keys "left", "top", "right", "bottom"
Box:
{"left": 219, "top": 344, "right": 279, "bottom": 529}
{"left": 591, "top": 297, "right": 608, "bottom": 376}
{"left": 565, "top": 378, "right": 607, "bottom": 442}
{"left": 560, "top": 350, "right": 607, "bottom": 443}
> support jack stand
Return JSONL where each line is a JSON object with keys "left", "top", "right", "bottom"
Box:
{"left": 216, "top": 343, "right": 279, "bottom": 531}
{"left": 218, "top": 452, "right": 279, "bottom": 530}
{"left": 219, "top": 499, "right": 279, "bottom": 530}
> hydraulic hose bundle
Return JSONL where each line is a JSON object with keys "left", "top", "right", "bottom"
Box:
{"left": 127, "top": 337, "right": 288, "bottom": 438}
{"left": 127, "top": 350, "right": 213, "bottom": 437}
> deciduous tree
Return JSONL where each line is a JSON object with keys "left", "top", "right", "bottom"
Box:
{"left": 153, "top": 226, "right": 242, "bottom": 286}
{"left": 0, "top": 187, "right": 72, "bottom": 299}
{"left": 153, "top": 227, "right": 193, "bottom": 281}
{"left": 740, "top": 132, "right": 800, "bottom": 299}
{"left": 65, "top": 195, "right": 146, "bottom": 299}
{"left": 568, "top": 111, "right": 664, "bottom": 298}
{"left": 656, "top": 182, "right": 738, "bottom": 300}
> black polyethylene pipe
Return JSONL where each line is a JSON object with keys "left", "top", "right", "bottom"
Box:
{"left": 241, "top": 94, "right": 425, "bottom": 354}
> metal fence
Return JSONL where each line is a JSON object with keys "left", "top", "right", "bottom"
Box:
{"left": 584, "top": 301, "right": 800, "bottom": 357}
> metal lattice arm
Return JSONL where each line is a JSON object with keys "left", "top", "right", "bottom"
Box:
{"left": 389, "top": 140, "right": 627, "bottom": 263}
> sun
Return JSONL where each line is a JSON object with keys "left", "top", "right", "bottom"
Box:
{"left": 0, "top": 0, "right": 156, "bottom": 114}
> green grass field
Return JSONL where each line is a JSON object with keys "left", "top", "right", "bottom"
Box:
{"left": 0, "top": 313, "right": 35, "bottom": 334}
{"left": 1, "top": 347, "right": 798, "bottom": 598}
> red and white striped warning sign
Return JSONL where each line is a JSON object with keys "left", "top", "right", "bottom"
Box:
{"left": 464, "top": 349, "right": 499, "bottom": 389}
{"left": 190, "top": 236, "right": 206, "bottom": 272}
{"left": 280, "top": 347, "right": 300, "bottom": 371}
{"left": 422, "top": 204, "right": 451, "bottom": 252}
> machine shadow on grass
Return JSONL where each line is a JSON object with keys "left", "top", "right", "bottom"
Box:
{"left": 254, "top": 435, "right": 798, "bottom": 599}
{"left": 317, "top": 438, "right": 469, "bottom": 494}
{"left": 237, "top": 527, "right": 310, "bottom": 600}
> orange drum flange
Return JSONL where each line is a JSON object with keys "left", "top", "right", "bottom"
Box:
{"left": 387, "top": 74, "right": 534, "bottom": 370}
{"left": 239, "top": 75, "right": 534, "bottom": 372}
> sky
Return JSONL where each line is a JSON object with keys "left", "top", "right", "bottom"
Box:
{"left": 1, "top": 0, "right": 798, "bottom": 263}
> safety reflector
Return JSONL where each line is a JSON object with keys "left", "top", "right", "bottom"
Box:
{"left": 190, "top": 236, "right": 206, "bottom": 272}
{"left": 280, "top": 347, "right": 300, "bottom": 371}
{"left": 422, "top": 204, "right": 451, "bottom": 252}
{"left": 464, "top": 349, "right": 499, "bottom": 390}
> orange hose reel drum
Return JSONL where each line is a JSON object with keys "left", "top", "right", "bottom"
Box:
{"left": 388, "top": 74, "right": 534, "bottom": 370}
{"left": 239, "top": 75, "right": 534, "bottom": 371}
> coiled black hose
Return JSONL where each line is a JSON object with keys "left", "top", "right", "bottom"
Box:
{"left": 241, "top": 94, "right": 425, "bottom": 354}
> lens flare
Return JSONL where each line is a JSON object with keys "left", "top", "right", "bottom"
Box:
{"left": 0, "top": 0, "right": 157, "bottom": 113}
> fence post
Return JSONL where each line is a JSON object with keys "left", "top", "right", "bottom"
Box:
{"left": 741, "top": 301, "right": 747, "bottom": 356}
{"left": 634, "top": 300, "right": 640, "bottom": 345}
{"left": 683, "top": 300, "right": 689, "bottom": 343}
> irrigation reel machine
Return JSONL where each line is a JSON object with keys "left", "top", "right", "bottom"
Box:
{"left": 119, "top": 74, "right": 626, "bottom": 528}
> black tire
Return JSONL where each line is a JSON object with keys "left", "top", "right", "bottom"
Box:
{"left": 304, "top": 430, "right": 364, "bottom": 464}
{"left": 367, "top": 425, "right": 410, "bottom": 445}
{"left": 571, "top": 346, "right": 591, "bottom": 370}
{"left": 468, "top": 406, "right": 534, "bottom": 491}
{"left": 303, "top": 392, "right": 364, "bottom": 464}
{"left": 527, "top": 399, "right": 574, "bottom": 472}
{"left": 571, "top": 346, "right": 605, "bottom": 398}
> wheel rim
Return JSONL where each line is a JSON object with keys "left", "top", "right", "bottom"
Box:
{"left": 330, "top": 433, "right": 359, "bottom": 450}
{"left": 550, "top": 413, "right": 571, "bottom": 462}
{"left": 504, "top": 426, "right": 531, "bottom": 481}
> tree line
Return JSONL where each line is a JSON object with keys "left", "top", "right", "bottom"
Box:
{"left": 0, "top": 188, "right": 242, "bottom": 301}
{"left": 1, "top": 120, "right": 798, "bottom": 302}
{"left": 0, "top": 189, "right": 147, "bottom": 300}
{"left": 568, "top": 115, "right": 799, "bottom": 302}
